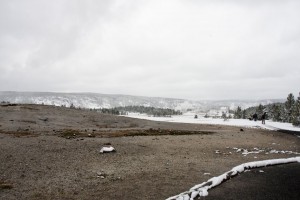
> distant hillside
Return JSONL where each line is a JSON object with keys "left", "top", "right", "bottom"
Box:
{"left": 0, "top": 91, "right": 284, "bottom": 112}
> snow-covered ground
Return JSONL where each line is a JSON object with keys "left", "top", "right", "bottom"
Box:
{"left": 125, "top": 112, "right": 300, "bottom": 132}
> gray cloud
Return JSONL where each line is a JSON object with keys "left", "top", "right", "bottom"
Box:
{"left": 0, "top": 0, "right": 299, "bottom": 100}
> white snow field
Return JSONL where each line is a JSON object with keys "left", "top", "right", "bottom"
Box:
{"left": 125, "top": 112, "right": 300, "bottom": 132}
{"left": 166, "top": 157, "right": 300, "bottom": 200}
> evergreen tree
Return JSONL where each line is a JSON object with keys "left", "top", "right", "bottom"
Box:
{"left": 284, "top": 93, "right": 295, "bottom": 123}
{"left": 271, "top": 104, "right": 283, "bottom": 122}
{"left": 222, "top": 112, "right": 228, "bottom": 121}
{"left": 234, "top": 106, "right": 242, "bottom": 119}
{"left": 242, "top": 109, "right": 247, "bottom": 119}
{"left": 292, "top": 95, "right": 300, "bottom": 126}
{"left": 256, "top": 104, "right": 265, "bottom": 118}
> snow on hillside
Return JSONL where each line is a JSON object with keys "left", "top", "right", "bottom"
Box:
{"left": 0, "top": 91, "right": 284, "bottom": 111}
{"left": 0, "top": 91, "right": 188, "bottom": 109}
{"left": 126, "top": 113, "right": 300, "bottom": 132}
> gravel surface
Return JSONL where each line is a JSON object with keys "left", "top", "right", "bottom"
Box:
{"left": 0, "top": 104, "right": 299, "bottom": 200}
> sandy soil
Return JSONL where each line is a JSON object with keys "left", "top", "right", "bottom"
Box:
{"left": 0, "top": 104, "right": 299, "bottom": 200}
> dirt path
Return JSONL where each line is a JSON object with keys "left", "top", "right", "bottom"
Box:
{"left": 0, "top": 104, "right": 299, "bottom": 199}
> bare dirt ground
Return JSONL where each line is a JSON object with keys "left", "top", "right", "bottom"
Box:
{"left": 0, "top": 104, "right": 299, "bottom": 200}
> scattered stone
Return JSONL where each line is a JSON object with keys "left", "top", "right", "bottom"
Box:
{"left": 39, "top": 118, "right": 48, "bottom": 122}
{"left": 111, "top": 176, "right": 122, "bottom": 181}
{"left": 96, "top": 171, "right": 108, "bottom": 179}
{"left": 215, "top": 150, "right": 221, "bottom": 154}
{"left": 97, "top": 172, "right": 103, "bottom": 176}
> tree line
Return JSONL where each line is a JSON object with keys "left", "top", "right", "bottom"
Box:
{"left": 96, "top": 106, "right": 182, "bottom": 117}
{"left": 233, "top": 93, "right": 300, "bottom": 126}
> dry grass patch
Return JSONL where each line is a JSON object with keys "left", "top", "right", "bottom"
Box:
{"left": 0, "top": 180, "right": 13, "bottom": 190}
{"left": 0, "top": 130, "right": 36, "bottom": 137}
{"left": 96, "top": 129, "right": 216, "bottom": 137}
{"left": 57, "top": 129, "right": 84, "bottom": 138}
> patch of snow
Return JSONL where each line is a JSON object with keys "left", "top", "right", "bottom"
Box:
{"left": 233, "top": 147, "right": 300, "bottom": 156}
{"left": 99, "top": 146, "right": 115, "bottom": 153}
{"left": 166, "top": 157, "right": 300, "bottom": 200}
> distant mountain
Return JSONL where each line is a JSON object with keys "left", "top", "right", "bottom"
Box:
{"left": 0, "top": 91, "right": 284, "bottom": 112}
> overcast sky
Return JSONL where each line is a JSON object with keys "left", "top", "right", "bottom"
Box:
{"left": 0, "top": 0, "right": 299, "bottom": 100}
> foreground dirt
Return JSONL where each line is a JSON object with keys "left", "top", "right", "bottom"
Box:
{"left": 0, "top": 104, "right": 299, "bottom": 200}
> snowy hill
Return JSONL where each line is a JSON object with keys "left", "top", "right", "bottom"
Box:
{"left": 0, "top": 91, "right": 284, "bottom": 111}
